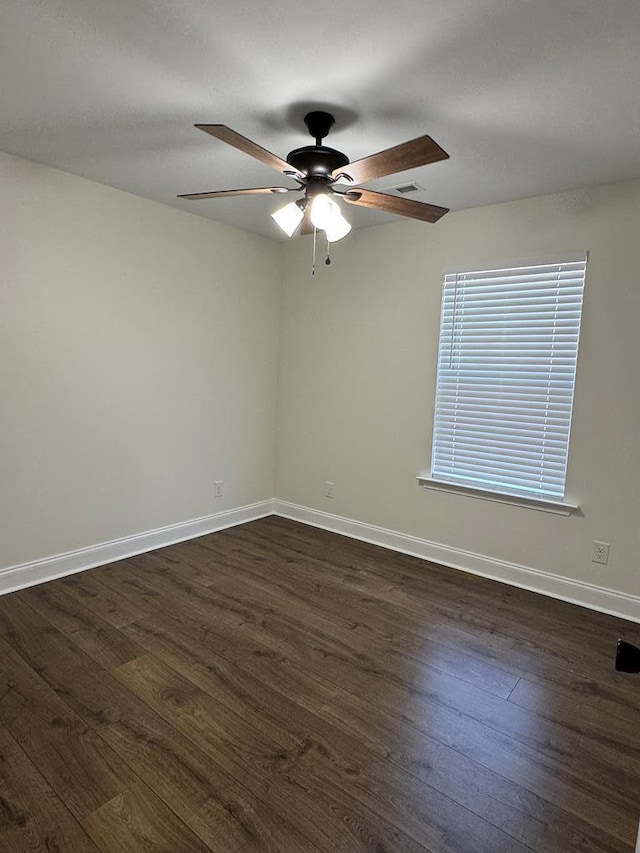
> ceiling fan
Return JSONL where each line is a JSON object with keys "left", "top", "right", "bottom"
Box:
{"left": 179, "top": 111, "right": 450, "bottom": 242}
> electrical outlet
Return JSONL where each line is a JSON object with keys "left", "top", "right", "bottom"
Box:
{"left": 592, "top": 541, "right": 610, "bottom": 565}
{"left": 325, "top": 481, "right": 335, "bottom": 498}
{"left": 214, "top": 480, "right": 224, "bottom": 499}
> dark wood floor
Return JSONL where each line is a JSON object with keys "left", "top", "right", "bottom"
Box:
{"left": 1, "top": 517, "right": 639, "bottom": 852}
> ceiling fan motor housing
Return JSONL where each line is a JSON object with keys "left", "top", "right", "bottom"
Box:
{"left": 286, "top": 145, "right": 349, "bottom": 179}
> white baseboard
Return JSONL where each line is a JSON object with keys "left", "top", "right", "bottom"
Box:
{"left": 0, "top": 500, "right": 275, "bottom": 596}
{"left": 273, "top": 500, "right": 640, "bottom": 624}
{"left": 3, "top": 497, "right": 638, "bottom": 625}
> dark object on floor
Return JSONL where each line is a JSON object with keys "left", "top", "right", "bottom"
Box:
{"left": 615, "top": 639, "right": 640, "bottom": 672}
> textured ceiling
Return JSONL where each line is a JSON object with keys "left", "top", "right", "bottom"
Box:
{"left": 2, "top": 0, "right": 640, "bottom": 239}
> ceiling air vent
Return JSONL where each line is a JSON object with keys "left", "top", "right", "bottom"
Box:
{"left": 390, "top": 181, "right": 425, "bottom": 195}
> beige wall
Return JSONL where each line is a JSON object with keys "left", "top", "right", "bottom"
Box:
{"left": 3, "top": 149, "right": 639, "bottom": 604}
{"left": 1, "top": 152, "right": 281, "bottom": 568}
{"left": 276, "top": 179, "right": 640, "bottom": 598}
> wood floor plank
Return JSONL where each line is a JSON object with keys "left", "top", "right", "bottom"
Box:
{"left": 138, "top": 569, "right": 581, "bottom": 764}
{"left": 116, "top": 556, "right": 579, "bottom": 759}
{"left": 118, "top": 628, "right": 540, "bottom": 853}
{"left": 508, "top": 676, "right": 640, "bottom": 763}
{"left": 83, "top": 781, "right": 210, "bottom": 853}
{"left": 21, "top": 581, "right": 144, "bottom": 669}
{"left": 0, "top": 593, "right": 138, "bottom": 728}
{"left": 15, "top": 594, "right": 318, "bottom": 851}
{"left": 124, "top": 612, "right": 339, "bottom": 715}
{"left": 570, "top": 736, "right": 640, "bottom": 817}
{"left": 265, "top": 526, "right": 596, "bottom": 635}
{"left": 92, "top": 563, "right": 165, "bottom": 614}
{"left": 201, "top": 555, "right": 522, "bottom": 700}
{"left": 0, "top": 633, "right": 134, "bottom": 821}
{"left": 318, "top": 685, "right": 636, "bottom": 849}
{"left": 123, "top": 547, "right": 216, "bottom": 588}
{"left": 226, "top": 519, "right": 640, "bottom": 680}
{"left": 429, "top": 620, "right": 640, "bottom": 722}
{"left": 224, "top": 520, "right": 640, "bottom": 706}
{"left": 124, "top": 596, "right": 634, "bottom": 850}
{"left": 0, "top": 726, "right": 100, "bottom": 853}
{"left": 122, "top": 570, "right": 380, "bottom": 698}
{"left": 56, "top": 571, "right": 149, "bottom": 628}
{"left": 117, "top": 633, "right": 535, "bottom": 853}
{"left": 98, "top": 710, "right": 320, "bottom": 853}
{"left": 186, "top": 530, "right": 538, "bottom": 676}
{"left": 114, "top": 654, "right": 433, "bottom": 853}
{"left": 0, "top": 591, "right": 325, "bottom": 851}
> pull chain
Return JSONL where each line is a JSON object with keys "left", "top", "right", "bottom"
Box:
{"left": 311, "top": 231, "right": 332, "bottom": 275}
{"left": 312, "top": 226, "right": 317, "bottom": 276}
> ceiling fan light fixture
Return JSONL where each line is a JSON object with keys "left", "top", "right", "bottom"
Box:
{"left": 310, "top": 193, "right": 339, "bottom": 230}
{"left": 271, "top": 200, "right": 304, "bottom": 237}
{"left": 325, "top": 212, "right": 351, "bottom": 242}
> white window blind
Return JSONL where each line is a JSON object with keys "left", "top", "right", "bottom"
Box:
{"left": 431, "top": 256, "right": 586, "bottom": 501}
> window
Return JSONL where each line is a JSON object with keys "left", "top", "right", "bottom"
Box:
{"left": 429, "top": 255, "right": 586, "bottom": 508}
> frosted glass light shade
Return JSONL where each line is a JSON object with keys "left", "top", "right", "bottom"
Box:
{"left": 310, "top": 194, "right": 337, "bottom": 230}
{"left": 325, "top": 213, "right": 352, "bottom": 242}
{"left": 271, "top": 201, "right": 304, "bottom": 237}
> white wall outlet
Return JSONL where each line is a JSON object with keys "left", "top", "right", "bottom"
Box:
{"left": 592, "top": 541, "right": 610, "bottom": 565}
{"left": 214, "top": 480, "right": 224, "bottom": 499}
{"left": 325, "top": 481, "right": 335, "bottom": 498}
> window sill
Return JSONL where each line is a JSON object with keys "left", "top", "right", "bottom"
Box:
{"left": 416, "top": 476, "right": 579, "bottom": 516}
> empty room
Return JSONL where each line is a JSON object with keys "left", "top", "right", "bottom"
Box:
{"left": 1, "top": 1, "right": 640, "bottom": 851}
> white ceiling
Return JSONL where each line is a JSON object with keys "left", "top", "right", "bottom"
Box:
{"left": 2, "top": 0, "right": 640, "bottom": 240}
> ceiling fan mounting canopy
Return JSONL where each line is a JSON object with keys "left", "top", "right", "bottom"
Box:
{"left": 303, "top": 110, "right": 336, "bottom": 143}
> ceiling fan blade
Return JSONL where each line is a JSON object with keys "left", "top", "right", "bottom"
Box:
{"left": 332, "top": 135, "right": 448, "bottom": 185}
{"left": 195, "top": 125, "right": 303, "bottom": 179}
{"left": 338, "top": 188, "right": 449, "bottom": 223}
{"left": 178, "top": 187, "right": 297, "bottom": 201}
